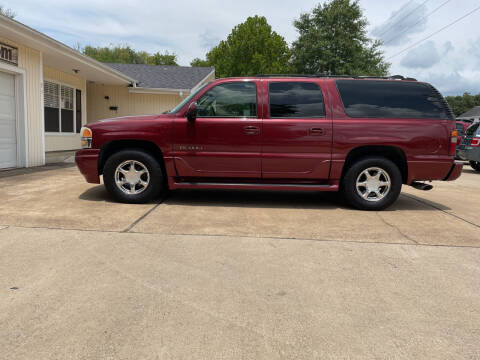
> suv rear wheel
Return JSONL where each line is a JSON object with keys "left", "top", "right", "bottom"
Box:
{"left": 342, "top": 157, "right": 402, "bottom": 210}
{"left": 103, "top": 149, "right": 165, "bottom": 203}
{"left": 470, "top": 161, "right": 480, "bottom": 172}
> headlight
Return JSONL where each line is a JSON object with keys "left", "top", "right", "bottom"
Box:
{"left": 81, "top": 127, "right": 92, "bottom": 149}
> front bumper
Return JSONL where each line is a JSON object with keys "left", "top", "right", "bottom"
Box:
{"left": 75, "top": 149, "right": 100, "bottom": 184}
{"left": 443, "top": 161, "right": 463, "bottom": 181}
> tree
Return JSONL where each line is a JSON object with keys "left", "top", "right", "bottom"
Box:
{"left": 446, "top": 92, "right": 480, "bottom": 117}
{"left": 147, "top": 51, "right": 178, "bottom": 66}
{"left": 203, "top": 16, "right": 290, "bottom": 77}
{"left": 82, "top": 45, "right": 178, "bottom": 65}
{"left": 190, "top": 58, "right": 211, "bottom": 67}
{"left": 291, "top": 0, "right": 389, "bottom": 76}
{"left": 0, "top": 4, "right": 16, "bottom": 18}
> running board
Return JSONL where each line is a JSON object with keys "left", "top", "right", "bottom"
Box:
{"left": 171, "top": 181, "right": 339, "bottom": 192}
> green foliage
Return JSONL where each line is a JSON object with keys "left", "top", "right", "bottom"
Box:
{"left": 446, "top": 93, "right": 480, "bottom": 117}
{"left": 291, "top": 0, "right": 389, "bottom": 76}
{"left": 82, "top": 45, "right": 178, "bottom": 66}
{"left": 190, "top": 58, "right": 211, "bottom": 67}
{"left": 0, "top": 4, "right": 16, "bottom": 18}
{"left": 147, "top": 51, "right": 178, "bottom": 66}
{"left": 203, "top": 16, "right": 290, "bottom": 77}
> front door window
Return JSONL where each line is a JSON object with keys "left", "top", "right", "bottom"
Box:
{"left": 197, "top": 82, "right": 257, "bottom": 118}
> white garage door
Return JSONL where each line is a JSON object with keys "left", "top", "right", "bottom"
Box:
{"left": 0, "top": 71, "right": 17, "bottom": 169}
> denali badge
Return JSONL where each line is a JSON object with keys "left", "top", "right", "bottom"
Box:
{"left": 179, "top": 145, "right": 204, "bottom": 151}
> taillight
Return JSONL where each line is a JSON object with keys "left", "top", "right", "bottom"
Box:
{"left": 471, "top": 137, "right": 480, "bottom": 147}
{"left": 449, "top": 130, "right": 458, "bottom": 155}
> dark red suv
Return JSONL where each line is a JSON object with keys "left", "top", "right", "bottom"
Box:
{"left": 76, "top": 76, "right": 462, "bottom": 210}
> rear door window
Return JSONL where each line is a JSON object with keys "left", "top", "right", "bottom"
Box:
{"left": 336, "top": 80, "right": 452, "bottom": 119}
{"left": 269, "top": 82, "right": 325, "bottom": 118}
{"left": 466, "top": 123, "right": 479, "bottom": 136}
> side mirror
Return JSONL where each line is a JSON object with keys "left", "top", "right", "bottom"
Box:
{"left": 186, "top": 102, "right": 198, "bottom": 121}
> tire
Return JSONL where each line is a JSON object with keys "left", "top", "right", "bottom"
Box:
{"left": 342, "top": 157, "right": 402, "bottom": 211}
{"left": 103, "top": 149, "right": 165, "bottom": 203}
{"left": 470, "top": 161, "right": 480, "bottom": 172}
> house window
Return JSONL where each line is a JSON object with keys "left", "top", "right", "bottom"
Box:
{"left": 44, "top": 80, "right": 81, "bottom": 133}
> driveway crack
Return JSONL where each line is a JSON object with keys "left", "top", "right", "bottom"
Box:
{"left": 376, "top": 212, "right": 419, "bottom": 244}
{"left": 122, "top": 194, "right": 168, "bottom": 233}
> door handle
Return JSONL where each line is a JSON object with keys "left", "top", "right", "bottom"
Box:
{"left": 309, "top": 128, "right": 325, "bottom": 136}
{"left": 243, "top": 125, "right": 260, "bottom": 135}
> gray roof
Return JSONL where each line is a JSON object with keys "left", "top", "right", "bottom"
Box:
{"left": 105, "top": 63, "right": 215, "bottom": 90}
{"left": 458, "top": 106, "right": 480, "bottom": 118}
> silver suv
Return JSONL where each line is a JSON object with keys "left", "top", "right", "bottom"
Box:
{"left": 457, "top": 122, "right": 480, "bottom": 172}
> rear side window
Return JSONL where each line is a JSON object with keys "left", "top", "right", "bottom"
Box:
{"left": 336, "top": 80, "right": 452, "bottom": 119}
{"left": 456, "top": 123, "right": 465, "bottom": 136}
{"left": 269, "top": 82, "right": 325, "bottom": 118}
{"left": 466, "top": 123, "right": 479, "bottom": 136}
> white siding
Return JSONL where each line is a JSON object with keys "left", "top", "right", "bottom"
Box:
{"left": 87, "top": 83, "right": 183, "bottom": 123}
{"left": 0, "top": 36, "right": 43, "bottom": 167}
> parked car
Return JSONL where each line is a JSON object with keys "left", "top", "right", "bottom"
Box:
{"left": 76, "top": 76, "right": 462, "bottom": 210}
{"left": 455, "top": 121, "right": 468, "bottom": 159}
{"left": 457, "top": 122, "right": 480, "bottom": 171}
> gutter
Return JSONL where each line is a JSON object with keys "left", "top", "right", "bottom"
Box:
{"left": 0, "top": 15, "right": 136, "bottom": 85}
{"left": 128, "top": 87, "right": 191, "bottom": 96}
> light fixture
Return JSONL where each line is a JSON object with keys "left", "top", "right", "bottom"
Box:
{"left": 72, "top": 69, "right": 80, "bottom": 74}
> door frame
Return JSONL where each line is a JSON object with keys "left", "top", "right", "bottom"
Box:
{"left": 0, "top": 61, "right": 28, "bottom": 168}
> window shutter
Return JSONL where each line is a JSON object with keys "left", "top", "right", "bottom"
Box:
{"left": 61, "top": 85, "right": 74, "bottom": 110}
{"left": 44, "top": 81, "right": 59, "bottom": 108}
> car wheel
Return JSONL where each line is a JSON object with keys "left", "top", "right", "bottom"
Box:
{"left": 103, "top": 149, "right": 165, "bottom": 203}
{"left": 470, "top": 161, "right": 480, "bottom": 172}
{"left": 342, "top": 157, "right": 402, "bottom": 211}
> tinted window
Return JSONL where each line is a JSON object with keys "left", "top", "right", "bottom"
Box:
{"left": 336, "top": 80, "right": 451, "bottom": 119}
{"left": 269, "top": 82, "right": 325, "bottom": 118}
{"left": 466, "top": 123, "right": 479, "bottom": 136}
{"left": 197, "top": 82, "right": 257, "bottom": 117}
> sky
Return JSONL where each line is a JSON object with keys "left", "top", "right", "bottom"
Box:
{"left": 4, "top": 0, "right": 480, "bottom": 95}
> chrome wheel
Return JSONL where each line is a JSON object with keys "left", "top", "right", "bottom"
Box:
{"left": 356, "top": 167, "right": 391, "bottom": 202}
{"left": 114, "top": 160, "right": 150, "bottom": 195}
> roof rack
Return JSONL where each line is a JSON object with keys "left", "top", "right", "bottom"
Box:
{"left": 254, "top": 74, "right": 417, "bottom": 81}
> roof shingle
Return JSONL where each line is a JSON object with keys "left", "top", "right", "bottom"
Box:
{"left": 458, "top": 106, "right": 480, "bottom": 118}
{"left": 105, "top": 63, "right": 215, "bottom": 90}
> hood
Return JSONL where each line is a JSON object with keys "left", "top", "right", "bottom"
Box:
{"left": 87, "top": 113, "right": 175, "bottom": 129}
{"left": 98, "top": 114, "right": 172, "bottom": 122}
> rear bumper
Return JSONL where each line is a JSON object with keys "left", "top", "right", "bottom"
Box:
{"left": 443, "top": 161, "right": 463, "bottom": 181}
{"left": 75, "top": 149, "right": 100, "bottom": 184}
{"left": 465, "top": 147, "right": 480, "bottom": 162}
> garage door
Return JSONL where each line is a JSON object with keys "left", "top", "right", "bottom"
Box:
{"left": 0, "top": 71, "right": 16, "bottom": 169}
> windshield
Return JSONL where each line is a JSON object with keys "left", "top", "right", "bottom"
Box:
{"left": 168, "top": 83, "right": 210, "bottom": 114}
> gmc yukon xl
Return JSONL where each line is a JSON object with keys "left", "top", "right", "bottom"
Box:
{"left": 75, "top": 76, "right": 463, "bottom": 210}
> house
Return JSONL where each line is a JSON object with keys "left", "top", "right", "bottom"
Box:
{"left": 0, "top": 14, "right": 214, "bottom": 169}
{"left": 457, "top": 106, "right": 480, "bottom": 123}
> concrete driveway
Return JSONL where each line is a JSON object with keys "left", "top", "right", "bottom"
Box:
{"left": 1, "top": 164, "right": 479, "bottom": 359}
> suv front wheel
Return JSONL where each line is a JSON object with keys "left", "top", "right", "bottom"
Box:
{"left": 342, "top": 157, "right": 402, "bottom": 211}
{"left": 103, "top": 149, "right": 165, "bottom": 203}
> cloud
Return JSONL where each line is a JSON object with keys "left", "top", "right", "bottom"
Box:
{"left": 199, "top": 30, "right": 221, "bottom": 51}
{"left": 424, "top": 70, "right": 480, "bottom": 96}
{"left": 400, "top": 41, "right": 453, "bottom": 69}
{"left": 372, "top": 1, "right": 428, "bottom": 46}
{"left": 400, "top": 41, "right": 439, "bottom": 69}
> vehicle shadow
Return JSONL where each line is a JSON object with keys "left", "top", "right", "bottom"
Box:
{"left": 78, "top": 186, "right": 451, "bottom": 211}
{"left": 163, "top": 189, "right": 450, "bottom": 211}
